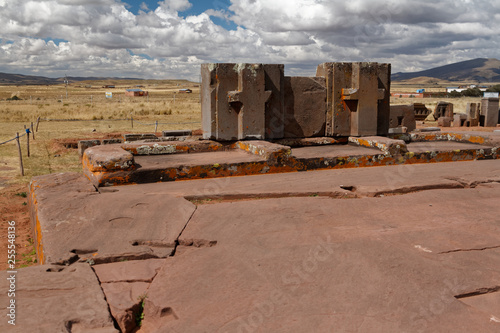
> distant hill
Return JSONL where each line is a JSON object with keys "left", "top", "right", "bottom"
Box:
{"left": 0, "top": 72, "right": 143, "bottom": 85}
{"left": 392, "top": 58, "right": 500, "bottom": 83}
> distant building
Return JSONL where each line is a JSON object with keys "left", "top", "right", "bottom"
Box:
{"left": 179, "top": 88, "right": 192, "bottom": 93}
{"left": 102, "top": 85, "right": 115, "bottom": 88}
{"left": 125, "top": 89, "right": 148, "bottom": 97}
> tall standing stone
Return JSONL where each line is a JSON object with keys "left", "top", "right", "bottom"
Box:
{"left": 481, "top": 97, "right": 499, "bottom": 127}
{"left": 317, "top": 62, "right": 390, "bottom": 137}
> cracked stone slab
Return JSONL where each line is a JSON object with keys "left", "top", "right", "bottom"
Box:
{"left": 0, "top": 263, "right": 117, "bottom": 332}
{"left": 29, "top": 173, "right": 196, "bottom": 264}
{"left": 140, "top": 188, "right": 500, "bottom": 332}
{"left": 93, "top": 259, "right": 166, "bottom": 333}
{"left": 106, "top": 159, "right": 500, "bottom": 200}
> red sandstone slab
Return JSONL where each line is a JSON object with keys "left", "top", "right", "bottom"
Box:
{"left": 407, "top": 141, "right": 492, "bottom": 153}
{"left": 141, "top": 188, "right": 500, "bottom": 332}
{"left": 108, "top": 160, "right": 500, "bottom": 200}
{"left": 93, "top": 259, "right": 166, "bottom": 332}
{"left": 292, "top": 144, "right": 380, "bottom": 159}
{"left": 134, "top": 149, "right": 265, "bottom": 170}
{"left": 29, "top": 173, "right": 196, "bottom": 264}
{"left": 93, "top": 258, "right": 165, "bottom": 283}
{"left": 0, "top": 264, "right": 117, "bottom": 332}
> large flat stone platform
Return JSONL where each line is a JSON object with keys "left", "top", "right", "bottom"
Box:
{"left": 15, "top": 159, "right": 500, "bottom": 332}
{"left": 81, "top": 131, "right": 500, "bottom": 187}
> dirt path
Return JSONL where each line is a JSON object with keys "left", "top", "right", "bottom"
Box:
{"left": 0, "top": 183, "right": 36, "bottom": 270}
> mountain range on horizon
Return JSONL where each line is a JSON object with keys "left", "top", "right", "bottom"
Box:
{"left": 0, "top": 72, "right": 143, "bottom": 85}
{"left": 1, "top": 58, "right": 500, "bottom": 85}
{"left": 391, "top": 58, "right": 500, "bottom": 83}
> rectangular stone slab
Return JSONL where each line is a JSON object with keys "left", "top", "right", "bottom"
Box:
{"left": 29, "top": 172, "right": 196, "bottom": 264}
{"left": 0, "top": 264, "right": 117, "bottom": 332}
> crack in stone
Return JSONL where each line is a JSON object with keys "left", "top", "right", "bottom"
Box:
{"left": 455, "top": 286, "right": 500, "bottom": 299}
{"left": 178, "top": 239, "right": 218, "bottom": 248}
{"left": 183, "top": 180, "right": 500, "bottom": 202}
{"left": 371, "top": 183, "right": 464, "bottom": 197}
{"left": 438, "top": 245, "right": 500, "bottom": 254}
{"left": 89, "top": 266, "right": 122, "bottom": 332}
{"left": 445, "top": 177, "right": 500, "bottom": 189}
{"left": 170, "top": 205, "right": 198, "bottom": 257}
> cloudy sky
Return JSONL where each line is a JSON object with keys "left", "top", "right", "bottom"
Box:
{"left": 0, "top": 0, "right": 499, "bottom": 80}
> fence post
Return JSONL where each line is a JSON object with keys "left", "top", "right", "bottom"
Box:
{"left": 15, "top": 133, "right": 24, "bottom": 176}
{"left": 131, "top": 116, "right": 134, "bottom": 129}
{"left": 31, "top": 122, "right": 35, "bottom": 140}
{"left": 155, "top": 120, "right": 158, "bottom": 133}
{"left": 24, "top": 125, "right": 30, "bottom": 157}
{"left": 36, "top": 116, "right": 41, "bottom": 132}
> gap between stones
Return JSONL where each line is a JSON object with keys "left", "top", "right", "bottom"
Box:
{"left": 438, "top": 245, "right": 500, "bottom": 255}
{"left": 183, "top": 179, "right": 500, "bottom": 204}
{"left": 455, "top": 286, "right": 500, "bottom": 299}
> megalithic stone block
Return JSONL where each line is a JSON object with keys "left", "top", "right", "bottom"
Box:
{"left": 201, "top": 63, "right": 277, "bottom": 141}
{"left": 227, "top": 64, "right": 271, "bottom": 140}
{"left": 317, "top": 62, "right": 390, "bottom": 137}
{"left": 317, "top": 62, "right": 352, "bottom": 136}
{"left": 283, "top": 77, "right": 327, "bottom": 138}
{"left": 481, "top": 97, "right": 499, "bottom": 127}
{"left": 433, "top": 102, "right": 454, "bottom": 119}
{"left": 376, "top": 63, "right": 391, "bottom": 136}
{"left": 201, "top": 63, "right": 219, "bottom": 140}
{"left": 263, "top": 64, "right": 285, "bottom": 139}
{"left": 389, "top": 105, "right": 416, "bottom": 132}
{"left": 466, "top": 103, "right": 480, "bottom": 127}
{"left": 349, "top": 63, "right": 379, "bottom": 136}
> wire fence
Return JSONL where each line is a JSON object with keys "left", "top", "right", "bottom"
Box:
{"left": 0, "top": 128, "right": 29, "bottom": 146}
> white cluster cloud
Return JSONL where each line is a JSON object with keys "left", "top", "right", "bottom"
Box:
{"left": 0, "top": 0, "right": 499, "bottom": 80}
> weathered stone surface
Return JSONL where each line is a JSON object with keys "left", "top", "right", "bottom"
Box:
{"left": 434, "top": 101, "right": 454, "bottom": 119}
{"left": 416, "top": 127, "right": 441, "bottom": 132}
{"left": 453, "top": 113, "right": 467, "bottom": 127}
{"left": 438, "top": 116, "right": 452, "bottom": 127}
{"left": 102, "top": 138, "right": 122, "bottom": 145}
{"left": 389, "top": 105, "right": 416, "bottom": 132}
{"left": 78, "top": 139, "right": 101, "bottom": 158}
{"left": 121, "top": 140, "right": 225, "bottom": 155}
{"left": 162, "top": 129, "right": 192, "bottom": 137}
{"left": 83, "top": 145, "right": 134, "bottom": 172}
{"left": 29, "top": 172, "right": 196, "bottom": 264}
{"left": 234, "top": 140, "right": 291, "bottom": 160}
{"left": 93, "top": 259, "right": 166, "bottom": 332}
{"left": 123, "top": 133, "right": 158, "bottom": 142}
{"left": 227, "top": 64, "right": 270, "bottom": 140}
{"left": 388, "top": 126, "right": 408, "bottom": 134}
{"left": 349, "top": 136, "right": 408, "bottom": 156}
{"left": 376, "top": 63, "right": 392, "bottom": 136}
{"left": 93, "top": 258, "right": 165, "bottom": 283}
{"left": 141, "top": 186, "right": 500, "bottom": 332}
{"left": 466, "top": 103, "right": 481, "bottom": 127}
{"left": 0, "top": 264, "right": 117, "bottom": 332}
{"left": 317, "top": 62, "right": 390, "bottom": 137}
{"left": 414, "top": 103, "right": 431, "bottom": 121}
{"left": 202, "top": 63, "right": 274, "bottom": 141}
{"left": 283, "top": 76, "right": 326, "bottom": 138}
{"left": 264, "top": 64, "right": 285, "bottom": 139}
{"left": 481, "top": 97, "right": 500, "bottom": 127}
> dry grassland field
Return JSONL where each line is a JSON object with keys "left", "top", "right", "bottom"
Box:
{"left": 0, "top": 79, "right": 494, "bottom": 270}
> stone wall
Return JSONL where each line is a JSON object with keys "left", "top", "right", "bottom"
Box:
{"left": 201, "top": 62, "right": 391, "bottom": 141}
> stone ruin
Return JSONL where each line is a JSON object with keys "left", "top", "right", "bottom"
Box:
{"left": 201, "top": 62, "right": 391, "bottom": 141}
{"left": 481, "top": 96, "right": 500, "bottom": 127}
{"left": 413, "top": 103, "right": 431, "bottom": 121}
{"left": 437, "top": 97, "right": 499, "bottom": 128}
{"left": 388, "top": 105, "right": 416, "bottom": 133}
